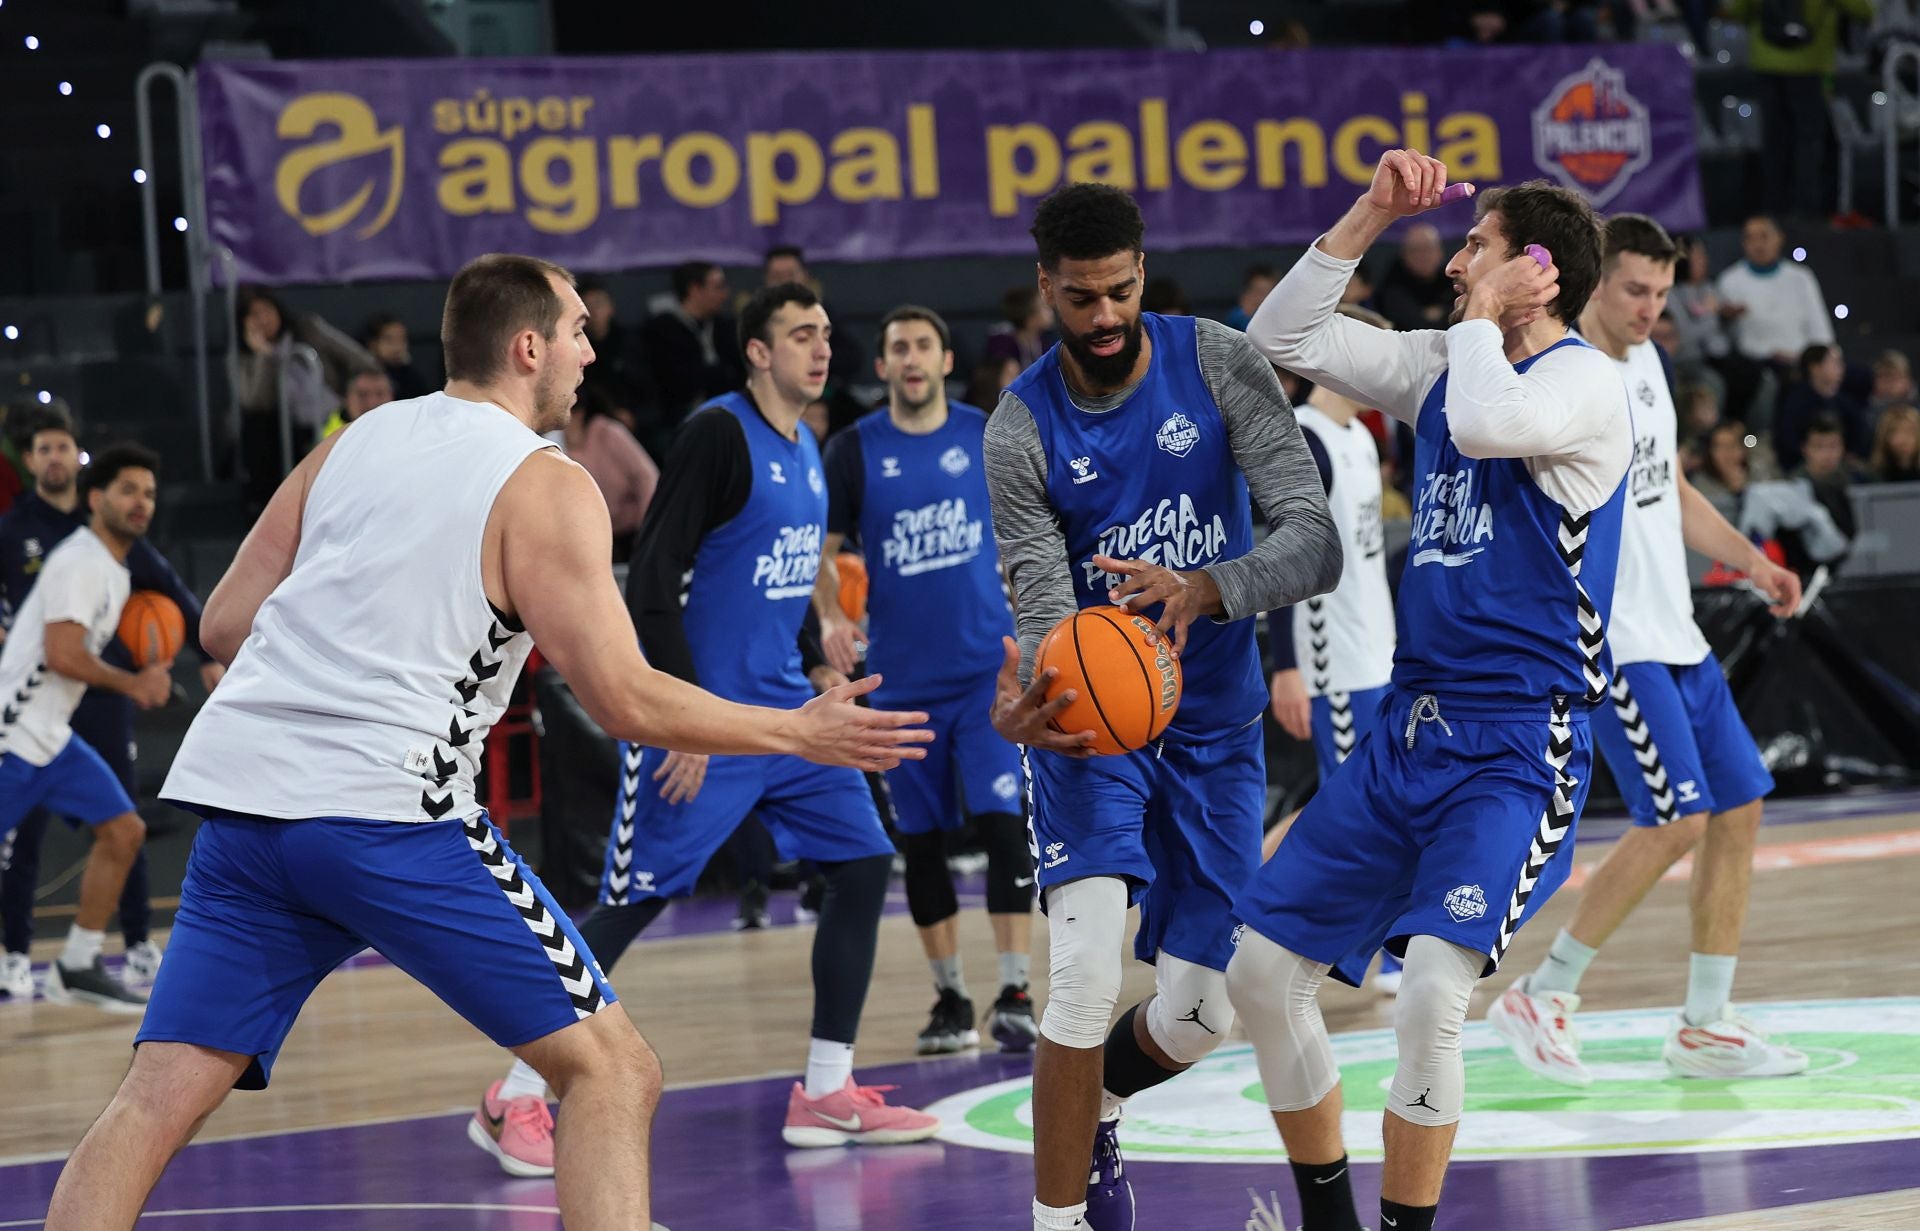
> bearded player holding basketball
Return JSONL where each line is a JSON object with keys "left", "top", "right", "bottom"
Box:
{"left": 984, "top": 183, "right": 1341, "bottom": 1231}
{"left": 1227, "top": 153, "right": 1630, "bottom": 1231}
{"left": 46, "top": 255, "right": 930, "bottom": 1231}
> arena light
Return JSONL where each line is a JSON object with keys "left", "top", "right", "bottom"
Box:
{"left": 1874, "top": 91, "right": 1890, "bottom": 106}
{"left": 25, "top": 35, "right": 39, "bottom": 51}
{"left": 1249, "top": 19, "right": 1265, "bottom": 35}
{"left": 1835, "top": 304, "right": 1850, "bottom": 320}
{"left": 79, "top": 451, "right": 90, "bottom": 465}
{"left": 133, "top": 168, "right": 147, "bottom": 184}
{"left": 1743, "top": 434, "right": 1758, "bottom": 448}
{"left": 173, "top": 216, "right": 188, "bottom": 232}
{"left": 36, "top": 391, "right": 52, "bottom": 405}
{"left": 1792, "top": 247, "right": 1807, "bottom": 262}
{"left": 96, "top": 123, "right": 111, "bottom": 138}
{"left": 1737, "top": 104, "right": 1753, "bottom": 119}
{"left": 1716, "top": 50, "right": 1730, "bottom": 63}
{"left": 2, "top": 325, "right": 16, "bottom": 341}
{"left": 58, "top": 81, "right": 72, "bottom": 96}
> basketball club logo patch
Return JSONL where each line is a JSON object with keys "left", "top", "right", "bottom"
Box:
{"left": 1156, "top": 413, "right": 1200, "bottom": 458}
{"left": 1444, "top": 884, "right": 1488, "bottom": 922}
{"left": 1531, "top": 57, "right": 1651, "bottom": 207}
{"left": 940, "top": 446, "right": 971, "bottom": 477}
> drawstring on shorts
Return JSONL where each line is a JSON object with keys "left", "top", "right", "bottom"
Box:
{"left": 1404, "top": 694, "right": 1454, "bottom": 749}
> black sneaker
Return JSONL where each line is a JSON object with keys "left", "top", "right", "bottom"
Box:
{"left": 916, "top": 987, "right": 977, "bottom": 1055}
{"left": 988, "top": 983, "right": 1039, "bottom": 1052}
{"left": 45, "top": 958, "right": 147, "bottom": 1014}
{"left": 733, "top": 881, "right": 771, "bottom": 931}
{"left": 794, "top": 873, "right": 826, "bottom": 925}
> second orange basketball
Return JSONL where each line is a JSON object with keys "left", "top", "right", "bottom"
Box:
{"left": 1034, "top": 605, "right": 1182, "bottom": 756}
{"left": 118, "top": 590, "right": 186, "bottom": 669}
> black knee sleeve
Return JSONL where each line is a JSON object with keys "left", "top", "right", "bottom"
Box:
{"left": 810, "top": 853, "right": 893, "bottom": 1043}
{"left": 1102, "top": 1003, "right": 1184, "bottom": 1097}
{"left": 978, "top": 811, "right": 1035, "bottom": 915}
{"left": 577, "top": 897, "right": 667, "bottom": 976}
{"left": 901, "top": 829, "right": 958, "bottom": 928}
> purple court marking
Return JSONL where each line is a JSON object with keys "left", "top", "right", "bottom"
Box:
{"left": 1, "top": 1048, "right": 1913, "bottom": 1230}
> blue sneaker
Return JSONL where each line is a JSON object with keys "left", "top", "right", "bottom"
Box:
{"left": 1371, "top": 950, "right": 1402, "bottom": 996}
{"left": 1085, "top": 1116, "right": 1135, "bottom": 1230}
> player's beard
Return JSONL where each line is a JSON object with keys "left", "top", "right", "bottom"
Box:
{"left": 1061, "top": 316, "right": 1144, "bottom": 390}
{"left": 532, "top": 364, "right": 576, "bottom": 433}
{"left": 892, "top": 375, "right": 938, "bottom": 414}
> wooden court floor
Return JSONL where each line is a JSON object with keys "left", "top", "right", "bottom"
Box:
{"left": 5, "top": 808, "right": 1919, "bottom": 1230}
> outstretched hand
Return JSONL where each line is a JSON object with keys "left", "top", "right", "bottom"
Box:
{"left": 988, "top": 636, "right": 1097, "bottom": 758}
{"left": 794, "top": 674, "right": 933, "bottom": 772}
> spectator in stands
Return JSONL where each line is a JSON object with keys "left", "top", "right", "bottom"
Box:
{"left": 1794, "top": 414, "right": 1861, "bottom": 539}
{"left": 1869, "top": 404, "right": 1920, "bottom": 482}
{"left": 640, "top": 260, "right": 743, "bottom": 445}
{"left": 1221, "top": 264, "right": 1277, "bottom": 331}
{"left": 1668, "top": 235, "right": 1769, "bottom": 424}
{"left": 358, "top": 314, "right": 429, "bottom": 401}
{"left": 1869, "top": 349, "right": 1915, "bottom": 420}
{"left": 1726, "top": 0, "right": 1874, "bottom": 219}
{"left": 562, "top": 386, "right": 659, "bottom": 562}
{"left": 321, "top": 369, "right": 394, "bottom": 440}
{"left": 1677, "top": 382, "right": 1724, "bottom": 470}
{"left": 577, "top": 279, "right": 658, "bottom": 445}
{"left": 0, "top": 405, "right": 27, "bottom": 517}
{"left": 983, "top": 286, "right": 1055, "bottom": 370}
{"left": 967, "top": 354, "right": 1023, "bottom": 413}
{"left": 231, "top": 286, "right": 377, "bottom": 515}
{"left": 1717, "top": 217, "right": 1835, "bottom": 370}
{"left": 1373, "top": 223, "right": 1452, "bottom": 331}
{"left": 1142, "top": 276, "right": 1189, "bottom": 315}
{"left": 1692, "top": 420, "right": 1753, "bottom": 524}
{"left": 1775, "top": 343, "right": 1868, "bottom": 471}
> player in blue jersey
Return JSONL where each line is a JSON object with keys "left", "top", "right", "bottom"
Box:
{"left": 479, "top": 283, "right": 940, "bottom": 1168}
{"left": 1227, "top": 151, "right": 1631, "bottom": 1231}
{"left": 984, "top": 183, "right": 1342, "bottom": 1231}
{"left": 815, "top": 305, "right": 1038, "bottom": 1057}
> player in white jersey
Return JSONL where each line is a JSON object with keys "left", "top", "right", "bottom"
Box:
{"left": 1263, "top": 305, "right": 1402, "bottom": 992}
{"left": 0, "top": 445, "right": 172, "bottom": 1011}
{"left": 44, "top": 255, "right": 932, "bottom": 1231}
{"left": 1488, "top": 215, "right": 1807, "bottom": 1085}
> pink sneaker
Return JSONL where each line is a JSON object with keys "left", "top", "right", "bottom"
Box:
{"left": 466, "top": 1080, "right": 556, "bottom": 1177}
{"left": 781, "top": 1078, "right": 940, "bottom": 1148}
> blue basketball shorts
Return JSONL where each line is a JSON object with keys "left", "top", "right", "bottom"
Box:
{"left": 1309, "top": 683, "right": 1393, "bottom": 786}
{"left": 137, "top": 812, "right": 616, "bottom": 1089}
{"left": 1595, "top": 656, "right": 1774, "bottom": 827}
{"left": 600, "top": 746, "right": 893, "bottom": 904}
{"left": 1236, "top": 689, "right": 1594, "bottom": 988}
{"left": 1025, "top": 717, "right": 1265, "bottom": 972}
{"left": 0, "top": 736, "right": 136, "bottom": 842}
{"left": 885, "top": 676, "right": 1024, "bottom": 835}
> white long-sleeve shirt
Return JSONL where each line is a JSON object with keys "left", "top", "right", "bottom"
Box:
{"left": 1715, "top": 260, "right": 1834, "bottom": 362}
{"left": 1246, "top": 239, "right": 1630, "bottom": 515}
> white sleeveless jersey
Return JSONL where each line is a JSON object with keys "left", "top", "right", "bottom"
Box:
{"left": 1606, "top": 343, "right": 1711, "bottom": 667}
{"left": 1291, "top": 405, "right": 1395, "bottom": 696}
{"left": 0, "top": 530, "right": 129, "bottom": 766}
{"left": 163, "top": 393, "right": 550, "bottom": 822}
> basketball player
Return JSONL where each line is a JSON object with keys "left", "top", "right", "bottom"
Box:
{"left": 814, "top": 305, "right": 1037, "bottom": 1058}
{"left": 1488, "top": 214, "right": 1805, "bottom": 1085}
{"left": 1226, "top": 152, "right": 1630, "bottom": 1231}
{"left": 984, "top": 183, "right": 1342, "bottom": 1231}
{"left": 1261, "top": 305, "right": 1402, "bottom": 993}
{"left": 0, "top": 443, "right": 171, "bottom": 1012}
{"left": 46, "top": 256, "right": 931, "bottom": 1231}
{"left": 0, "top": 410, "right": 221, "bottom": 997}
{"left": 481, "top": 281, "right": 939, "bottom": 1174}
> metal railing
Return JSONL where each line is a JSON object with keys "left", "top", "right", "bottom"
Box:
{"left": 1885, "top": 41, "right": 1920, "bottom": 228}
{"left": 135, "top": 62, "right": 217, "bottom": 483}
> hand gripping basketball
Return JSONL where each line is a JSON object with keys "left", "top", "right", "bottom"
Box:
{"left": 990, "top": 637, "right": 1098, "bottom": 758}
{"left": 794, "top": 674, "right": 933, "bottom": 772}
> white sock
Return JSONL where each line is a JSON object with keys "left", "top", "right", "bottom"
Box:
{"left": 498, "top": 1059, "right": 548, "bottom": 1101}
{"left": 61, "top": 926, "right": 105, "bottom": 971}
{"left": 930, "top": 954, "right": 965, "bottom": 994}
{"left": 805, "top": 1038, "right": 854, "bottom": 1098}
{"left": 1099, "top": 1088, "right": 1125, "bottom": 1122}
{"left": 1684, "top": 953, "right": 1738, "bottom": 1026}
{"left": 999, "top": 950, "right": 1031, "bottom": 989}
{"left": 1529, "top": 928, "right": 1597, "bottom": 996}
{"left": 1033, "top": 1198, "right": 1088, "bottom": 1230}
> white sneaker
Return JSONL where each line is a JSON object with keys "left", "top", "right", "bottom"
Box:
{"left": 1486, "top": 975, "right": 1592, "bottom": 1087}
{"left": 1663, "top": 1010, "right": 1809, "bottom": 1079}
{"left": 125, "top": 940, "right": 164, "bottom": 982}
{"left": 0, "top": 952, "right": 32, "bottom": 998}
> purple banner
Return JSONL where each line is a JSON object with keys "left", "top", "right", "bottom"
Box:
{"left": 197, "top": 47, "right": 1704, "bottom": 285}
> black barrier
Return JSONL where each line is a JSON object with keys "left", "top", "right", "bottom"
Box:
{"left": 533, "top": 666, "right": 621, "bottom": 913}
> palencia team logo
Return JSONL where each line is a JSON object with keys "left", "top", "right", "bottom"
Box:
{"left": 273, "top": 93, "right": 405, "bottom": 239}
{"left": 1531, "top": 57, "right": 1651, "bottom": 207}
{"left": 1156, "top": 412, "right": 1200, "bottom": 458}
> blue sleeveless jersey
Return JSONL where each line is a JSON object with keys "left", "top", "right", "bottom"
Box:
{"left": 684, "top": 393, "right": 824, "bottom": 708}
{"left": 1395, "top": 338, "right": 1626, "bottom": 703}
{"left": 854, "top": 403, "right": 1015, "bottom": 699}
{"left": 1008, "top": 312, "right": 1263, "bottom": 740}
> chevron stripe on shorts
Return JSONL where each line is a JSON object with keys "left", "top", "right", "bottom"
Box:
{"left": 1488, "top": 695, "right": 1576, "bottom": 969}
{"left": 462, "top": 814, "right": 605, "bottom": 1020}
{"left": 1608, "top": 673, "right": 1680, "bottom": 824}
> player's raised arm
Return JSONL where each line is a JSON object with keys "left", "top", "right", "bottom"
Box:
{"left": 199, "top": 431, "right": 341, "bottom": 664}
{"left": 498, "top": 450, "right": 929, "bottom": 771}
{"left": 1246, "top": 150, "right": 1456, "bottom": 422}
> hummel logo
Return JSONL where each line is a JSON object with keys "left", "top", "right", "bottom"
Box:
{"left": 1068, "top": 456, "right": 1098, "bottom": 485}
{"left": 1178, "top": 999, "right": 1217, "bottom": 1035}
{"left": 812, "top": 1109, "right": 862, "bottom": 1132}
{"left": 1407, "top": 1088, "right": 1438, "bottom": 1113}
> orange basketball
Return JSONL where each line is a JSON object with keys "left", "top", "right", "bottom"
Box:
{"left": 118, "top": 591, "right": 186, "bottom": 668}
{"left": 1034, "top": 606, "right": 1182, "bottom": 756}
{"left": 835, "top": 552, "right": 869, "bottom": 623}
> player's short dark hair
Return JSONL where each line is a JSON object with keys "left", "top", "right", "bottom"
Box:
{"left": 440, "top": 253, "right": 573, "bottom": 383}
{"left": 1603, "top": 214, "right": 1679, "bottom": 271}
{"left": 1242, "top": 263, "right": 1278, "bottom": 289}
{"left": 1805, "top": 412, "right": 1845, "bottom": 440}
{"left": 23, "top": 406, "right": 76, "bottom": 448}
{"left": 1475, "top": 180, "right": 1605, "bottom": 325}
{"left": 1030, "top": 183, "right": 1144, "bottom": 270}
{"left": 358, "top": 312, "right": 404, "bottom": 347}
{"left": 876, "top": 305, "right": 951, "bottom": 355}
{"left": 764, "top": 244, "right": 806, "bottom": 270}
{"left": 670, "top": 260, "right": 719, "bottom": 302}
{"left": 79, "top": 441, "right": 160, "bottom": 503}
{"left": 740, "top": 282, "right": 822, "bottom": 364}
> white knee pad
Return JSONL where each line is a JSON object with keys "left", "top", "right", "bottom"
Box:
{"left": 1224, "top": 929, "right": 1338, "bottom": 1112}
{"left": 1387, "top": 935, "right": 1484, "bottom": 1128}
{"left": 1144, "top": 954, "right": 1234, "bottom": 1065}
{"left": 1038, "top": 877, "right": 1129, "bottom": 1049}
